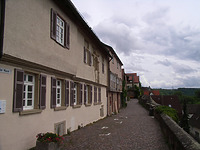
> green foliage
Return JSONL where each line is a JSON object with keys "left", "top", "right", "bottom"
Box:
{"left": 180, "top": 99, "right": 190, "bottom": 133}
{"left": 155, "top": 105, "right": 179, "bottom": 123}
{"left": 158, "top": 88, "right": 200, "bottom": 104}
{"left": 134, "top": 85, "right": 140, "bottom": 98}
{"left": 121, "top": 80, "right": 127, "bottom": 107}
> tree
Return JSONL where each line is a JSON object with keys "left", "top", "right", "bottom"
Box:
{"left": 121, "top": 80, "right": 127, "bottom": 107}
{"left": 180, "top": 98, "right": 190, "bottom": 133}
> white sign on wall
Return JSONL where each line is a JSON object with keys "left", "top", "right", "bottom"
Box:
{"left": 0, "top": 68, "right": 11, "bottom": 74}
{"left": 0, "top": 100, "right": 6, "bottom": 114}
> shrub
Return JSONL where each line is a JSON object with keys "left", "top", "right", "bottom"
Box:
{"left": 36, "top": 132, "right": 64, "bottom": 143}
{"left": 155, "top": 105, "right": 179, "bottom": 123}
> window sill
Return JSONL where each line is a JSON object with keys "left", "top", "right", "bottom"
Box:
{"left": 72, "top": 105, "right": 82, "bottom": 109}
{"left": 94, "top": 102, "right": 102, "bottom": 105}
{"left": 54, "top": 106, "right": 67, "bottom": 111}
{"left": 85, "top": 103, "right": 92, "bottom": 107}
{"left": 19, "top": 109, "right": 42, "bottom": 116}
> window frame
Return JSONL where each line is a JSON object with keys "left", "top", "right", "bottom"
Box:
{"left": 56, "top": 79, "right": 62, "bottom": 107}
{"left": 23, "top": 73, "right": 35, "bottom": 110}
{"left": 51, "top": 8, "right": 70, "bottom": 49}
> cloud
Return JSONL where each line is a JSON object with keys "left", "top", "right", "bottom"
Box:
{"left": 71, "top": 0, "right": 200, "bottom": 88}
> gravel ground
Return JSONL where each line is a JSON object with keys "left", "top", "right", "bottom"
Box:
{"left": 61, "top": 99, "right": 169, "bottom": 150}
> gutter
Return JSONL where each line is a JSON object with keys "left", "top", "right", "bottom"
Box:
{"left": 0, "top": 0, "right": 6, "bottom": 59}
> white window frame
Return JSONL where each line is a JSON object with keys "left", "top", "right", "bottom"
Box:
{"left": 56, "top": 80, "right": 62, "bottom": 107}
{"left": 74, "top": 83, "right": 77, "bottom": 105}
{"left": 56, "top": 16, "right": 65, "bottom": 45}
{"left": 23, "top": 74, "right": 35, "bottom": 110}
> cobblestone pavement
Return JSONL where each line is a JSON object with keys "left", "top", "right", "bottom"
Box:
{"left": 61, "top": 99, "right": 169, "bottom": 150}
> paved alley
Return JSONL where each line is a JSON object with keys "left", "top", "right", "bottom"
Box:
{"left": 62, "top": 99, "right": 169, "bottom": 150}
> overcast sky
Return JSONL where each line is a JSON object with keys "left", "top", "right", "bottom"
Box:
{"left": 71, "top": 0, "right": 200, "bottom": 89}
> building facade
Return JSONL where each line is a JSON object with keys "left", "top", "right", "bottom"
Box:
{"left": 126, "top": 73, "right": 140, "bottom": 98}
{"left": 0, "top": 0, "right": 110, "bottom": 149}
{"left": 104, "top": 44, "right": 123, "bottom": 116}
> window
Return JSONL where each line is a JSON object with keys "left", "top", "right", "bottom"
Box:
{"left": 23, "top": 74, "right": 35, "bottom": 110}
{"left": 84, "top": 85, "right": 92, "bottom": 105}
{"left": 73, "top": 83, "right": 77, "bottom": 105}
{"left": 51, "top": 78, "right": 69, "bottom": 108}
{"left": 56, "top": 16, "right": 65, "bottom": 45}
{"left": 51, "top": 9, "right": 70, "bottom": 48}
{"left": 13, "top": 69, "right": 46, "bottom": 112}
{"left": 70, "top": 81, "right": 82, "bottom": 106}
{"left": 56, "top": 80, "right": 62, "bottom": 107}
{"left": 83, "top": 40, "right": 92, "bottom": 66}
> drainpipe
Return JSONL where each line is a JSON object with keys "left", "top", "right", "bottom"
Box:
{"left": 0, "top": 0, "right": 6, "bottom": 60}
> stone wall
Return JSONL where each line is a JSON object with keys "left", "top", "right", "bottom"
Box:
{"left": 139, "top": 96, "right": 200, "bottom": 150}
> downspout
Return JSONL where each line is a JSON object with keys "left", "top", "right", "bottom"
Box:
{"left": 0, "top": 0, "right": 6, "bottom": 60}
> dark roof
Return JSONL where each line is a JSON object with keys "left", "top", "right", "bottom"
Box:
{"left": 54, "top": 0, "right": 110, "bottom": 57}
{"left": 189, "top": 114, "right": 200, "bottom": 129}
{"left": 151, "top": 95, "right": 182, "bottom": 115}
{"left": 187, "top": 104, "right": 200, "bottom": 114}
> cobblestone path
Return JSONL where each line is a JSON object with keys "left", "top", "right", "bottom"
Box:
{"left": 62, "top": 99, "right": 169, "bottom": 150}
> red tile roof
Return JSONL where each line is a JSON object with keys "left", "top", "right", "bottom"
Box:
{"left": 152, "top": 90, "right": 160, "bottom": 96}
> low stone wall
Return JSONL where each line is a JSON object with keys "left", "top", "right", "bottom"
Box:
{"left": 155, "top": 113, "right": 200, "bottom": 150}
{"left": 139, "top": 95, "right": 200, "bottom": 150}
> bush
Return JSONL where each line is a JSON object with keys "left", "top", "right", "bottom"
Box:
{"left": 36, "top": 132, "right": 64, "bottom": 143}
{"left": 155, "top": 105, "right": 179, "bottom": 123}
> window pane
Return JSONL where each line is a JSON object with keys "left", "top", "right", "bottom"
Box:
{"left": 28, "top": 75, "right": 33, "bottom": 82}
{"left": 24, "top": 75, "right": 26, "bottom": 81}
{"left": 28, "top": 93, "right": 32, "bottom": 98}
{"left": 57, "top": 99, "right": 60, "bottom": 104}
{"left": 28, "top": 85, "right": 32, "bottom": 91}
{"left": 27, "top": 100, "right": 32, "bottom": 106}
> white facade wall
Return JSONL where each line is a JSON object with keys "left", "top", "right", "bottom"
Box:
{"left": 0, "top": 0, "right": 108, "bottom": 149}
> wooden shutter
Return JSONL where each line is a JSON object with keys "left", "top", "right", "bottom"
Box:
{"left": 51, "top": 77, "right": 56, "bottom": 108}
{"left": 13, "top": 69, "right": 24, "bottom": 112}
{"left": 84, "top": 84, "right": 86, "bottom": 104}
{"left": 84, "top": 47, "right": 86, "bottom": 63}
{"left": 94, "top": 86, "right": 97, "bottom": 103}
{"left": 90, "top": 85, "right": 92, "bottom": 104}
{"left": 89, "top": 51, "right": 91, "bottom": 66}
{"left": 79, "top": 84, "right": 82, "bottom": 105}
{"left": 50, "top": 8, "right": 57, "bottom": 40}
{"left": 65, "top": 80, "right": 69, "bottom": 107}
{"left": 40, "top": 75, "right": 46, "bottom": 109}
{"left": 70, "top": 81, "right": 74, "bottom": 106}
{"left": 98, "top": 87, "right": 101, "bottom": 102}
{"left": 64, "top": 22, "right": 70, "bottom": 49}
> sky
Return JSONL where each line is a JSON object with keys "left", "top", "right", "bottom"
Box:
{"left": 71, "top": 0, "right": 200, "bottom": 89}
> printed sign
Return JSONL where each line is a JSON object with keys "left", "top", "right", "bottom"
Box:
{"left": 0, "top": 68, "right": 11, "bottom": 74}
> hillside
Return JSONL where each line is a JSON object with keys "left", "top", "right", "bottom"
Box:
{"left": 157, "top": 88, "right": 200, "bottom": 96}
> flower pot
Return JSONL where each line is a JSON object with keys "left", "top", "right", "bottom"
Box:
{"left": 36, "top": 141, "right": 60, "bottom": 150}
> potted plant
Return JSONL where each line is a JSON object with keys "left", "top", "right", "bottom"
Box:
{"left": 36, "top": 132, "right": 64, "bottom": 150}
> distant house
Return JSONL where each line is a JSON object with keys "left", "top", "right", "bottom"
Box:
{"left": 126, "top": 73, "right": 140, "bottom": 98}
{"left": 187, "top": 104, "right": 200, "bottom": 143}
{"left": 142, "top": 87, "right": 160, "bottom": 96}
{"left": 104, "top": 44, "right": 123, "bottom": 116}
{"left": 0, "top": 0, "right": 110, "bottom": 149}
{"left": 151, "top": 95, "right": 182, "bottom": 117}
